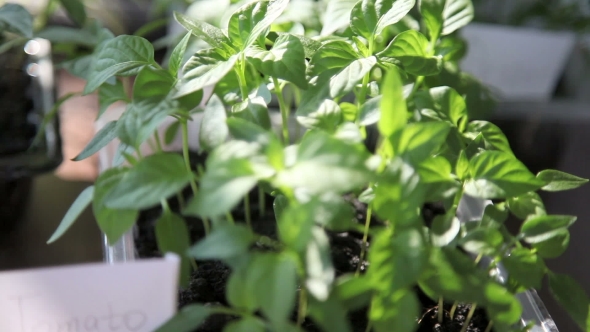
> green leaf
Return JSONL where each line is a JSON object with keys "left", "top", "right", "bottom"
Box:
{"left": 480, "top": 203, "right": 509, "bottom": 226}
{"left": 59, "top": 0, "right": 87, "bottom": 26}
{"left": 350, "top": 0, "right": 416, "bottom": 39}
{"left": 418, "top": 156, "right": 458, "bottom": 201}
{"left": 378, "top": 68, "right": 407, "bottom": 138}
{"left": 98, "top": 81, "right": 128, "bottom": 119}
{"left": 483, "top": 283, "right": 523, "bottom": 326}
{"left": 273, "top": 194, "right": 289, "bottom": 221}
{"left": 223, "top": 317, "right": 266, "bottom": 332}
{"left": 0, "top": 4, "right": 33, "bottom": 38}
{"left": 441, "top": 0, "right": 474, "bottom": 36}
{"left": 455, "top": 150, "right": 469, "bottom": 180}
{"left": 306, "top": 227, "right": 335, "bottom": 301}
{"left": 254, "top": 253, "right": 298, "bottom": 325}
{"left": 275, "top": 131, "right": 372, "bottom": 194}
{"left": 296, "top": 99, "right": 342, "bottom": 132}
{"left": 59, "top": 55, "right": 94, "bottom": 80}
{"left": 84, "top": 35, "right": 155, "bottom": 94}
{"left": 156, "top": 211, "right": 192, "bottom": 287}
{"left": 244, "top": 0, "right": 289, "bottom": 48}
{"left": 176, "top": 50, "right": 238, "bottom": 98}
{"left": 431, "top": 214, "right": 460, "bottom": 246}
{"left": 321, "top": 0, "right": 358, "bottom": 35}
{"left": 370, "top": 289, "right": 419, "bottom": 332}
{"left": 373, "top": 159, "right": 425, "bottom": 227}
{"left": 308, "top": 41, "right": 359, "bottom": 77}
{"left": 165, "top": 121, "right": 181, "bottom": 145}
{"left": 36, "top": 26, "right": 97, "bottom": 47}
{"left": 311, "top": 193, "right": 356, "bottom": 231}
{"left": 154, "top": 304, "right": 211, "bottom": 332}
{"left": 47, "top": 186, "right": 94, "bottom": 244}
{"left": 188, "top": 224, "right": 255, "bottom": 261}
{"left": 416, "top": 86, "right": 467, "bottom": 127}
{"left": 507, "top": 192, "right": 546, "bottom": 219}
{"left": 116, "top": 99, "right": 173, "bottom": 149}
{"left": 369, "top": 227, "right": 428, "bottom": 292}
{"left": 200, "top": 95, "right": 228, "bottom": 151}
{"left": 228, "top": 0, "right": 269, "bottom": 49}
{"left": 173, "top": 11, "right": 234, "bottom": 56}
{"left": 184, "top": 150, "right": 259, "bottom": 218}
{"left": 520, "top": 215, "right": 577, "bottom": 244}
{"left": 537, "top": 169, "right": 589, "bottom": 192}
{"left": 330, "top": 56, "right": 377, "bottom": 97}
{"left": 533, "top": 229, "right": 570, "bottom": 259}
{"left": 246, "top": 34, "right": 308, "bottom": 89}
{"left": 335, "top": 275, "right": 374, "bottom": 311}
{"left": 73, "top": 120, "right": 118, "bottom": 161}
{"left": 231, "top": 96, "right": 271, "bottom": 130}
{"left": 104, "top": 153, "right": 193, "bottom": 210}
{"left": 359, "top": 96, "right": 381, "bottom": 126}
{"left": 392, "top": 122, "right": 451, "bottom": 164}
{"left": 503, "top": 248, "right": 546, "bottom": 290}
{"left": 308, "top": 294, "right": 352, "bottom": 332}
{"left": 93, "top": 168, "right": 138, "bottom": 245}
{"left": 133, "top": 66, "right": 175, "bottom": 102}
{"left": 278, "top": 204, "right": 314, "bottom": 253}
{"left": 459, "top": 228, "right": 503, "bottom": 255}
{"left": 227, "top": 117, "right": 276, "bottom": 146}
{"left": 168, "top": 32, "right": 192, "bottom": 76}
{"left": 548, "top": 273, "right": 590, "bottom": 331}
{"left": 378, "top": 30, "right": 442, "bottom": 76}
{"left": 226, "top": 266, "right": 259, "bottom": 313}
{"left": 419, "top": 0, "right": 444, "bottom": 41}
{"left": 467, "top": 121, "right": 513, "bottom": 155}
{"left": 464, "top": 151, "right": 544, "bottom": 199}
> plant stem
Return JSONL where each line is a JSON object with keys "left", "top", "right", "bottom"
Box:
{"left": 177, "top": 192, "right": 185, "bottom": 210}
{"left": 236, "top": 56, "right": 249, "bottom": 101}
{"left": 355, "top": 38, "right": 375, "bottom": 124}
{"left": 438, "top": 297, "right": 444, "bottom": 324}
{"left": 181, "top": 119, "right": 210, "bottom": 235}
{"left": 408, "top": 76, "right": 425, "bottom": 101}
{"left": 364, "top": 322, "right": 373, "bottom": 332}
{"left": 154, "top": 130, "right": 164, "bottom": 152}
{"left": 449, "top": 301, "right": 458, "bottom": 319}
{"left": 244, "top": 194, "right": 252, "bottom": 230}
{"left": 356, "top": 206, "right": 373, "bottom": 276}
{"left": 272, "top": 76, "right": 290, "bottom": 144}
{"left": 460, "top": 303, "right": 478, "bottom": 332}
{"left": 484, "top": 320, "right": 494, "bottom": 332}
{"left": 258, "top": 186, "right": 265, "bottom": 217}
{"left": 226, "top": 212, "right": 235, "bottom": 224}
{"left": 297, "top": 287, "right": 308, "bottom": 327}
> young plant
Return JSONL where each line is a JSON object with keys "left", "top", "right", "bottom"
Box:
{"left": 3, "top": 0, "right": 590, "bottom": 331}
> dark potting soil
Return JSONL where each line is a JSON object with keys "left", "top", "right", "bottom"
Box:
{"left": 134, "top": 153, "right": 492, "bottom": 331}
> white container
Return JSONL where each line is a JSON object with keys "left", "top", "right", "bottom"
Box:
{"left": 460, "top": 23, "right": 576, "bottom": 101}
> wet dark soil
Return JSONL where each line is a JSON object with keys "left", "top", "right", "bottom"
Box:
{"left": 134, "top": 153, "right": 492, "bottom": 331}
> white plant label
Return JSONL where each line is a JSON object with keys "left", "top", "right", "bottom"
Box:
{"left": 0, "top": 254, "right": 180, "bottom": 332}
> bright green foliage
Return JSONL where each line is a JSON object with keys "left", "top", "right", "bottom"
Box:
{"left": 18, "top": 0, "right": 588, "bottom": 330}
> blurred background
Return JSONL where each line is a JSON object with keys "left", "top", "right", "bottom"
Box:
{"left": 1, "top": 0, "right": 590, "bottom": 331}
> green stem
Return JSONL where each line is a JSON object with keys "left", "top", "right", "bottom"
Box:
{"left": 154, "top": 130, "right": 164, "bottom": 152}
{"left": 364, "top": 322, "right": 373, "bottom": 332}
{"left": 273, "top": 77, "right": 290, "bottom": 144}
{"left": 484, "top": 320, "right": 494, "bottom": 332}
{"left": 236, "top": 56, "right": 249, "bottom": 100}
{"left": 355, "top": 38, "right": 375, "bottom": 124}
{"left": 356, "top": 206, "right": 373, "bottom": 276}
{"left": 181, "top": 119, "right": 210, "bottom": 235}
{"left": 244, "top": 194, "right": 252, "bottom": 230}
{"left": 408, "top": 76, "right": 425, "bottom": 101}
{"left": 297, "top": 287, "right": 308, "bottom": 327}
{"left": 181, "top": 120, "right": 198, "bottom": 195}
{"left": 460, "top": 304, "right": 478, "bottom": 332}
{"left": 177, "top": 192, "right": 185, "bottom": 210}
{"left": 438, "top": 297, "right": 444, "bottom": 324}
{"left": 449, "top": 301, "right": 458, "bottom": 319}
{"left": 258, "top": 186, "right": 266, "bottom": 217}
{"left": 226, "top": 212, "right": 235, "bottom": 224}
